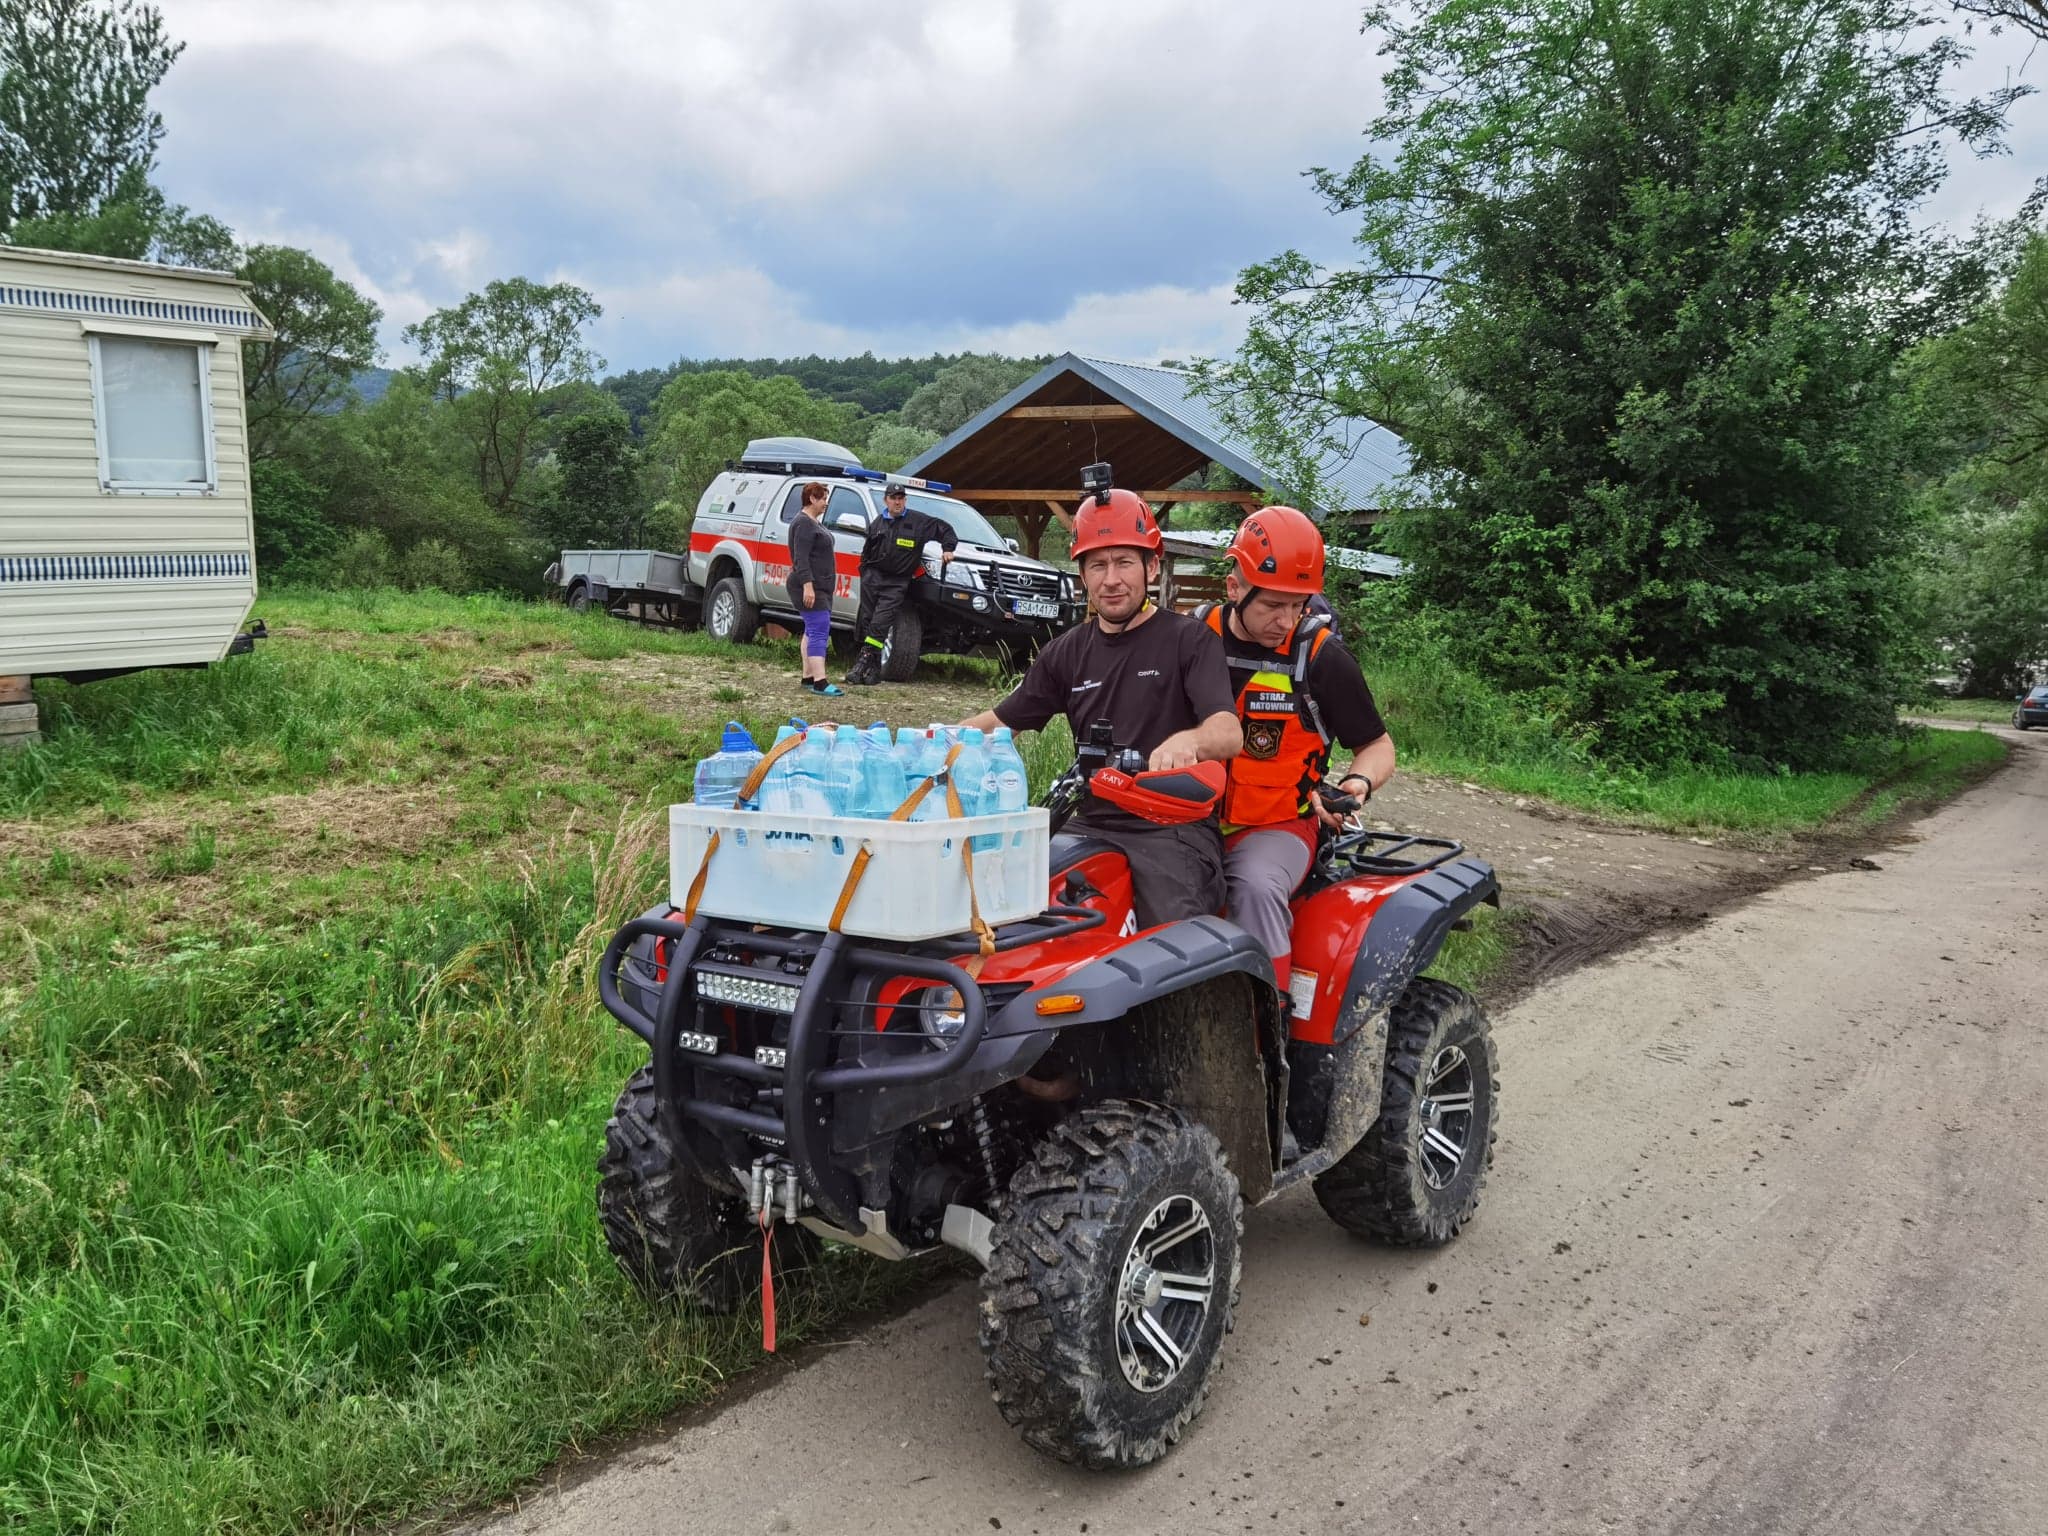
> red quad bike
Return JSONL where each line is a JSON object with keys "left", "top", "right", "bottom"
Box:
{"left": 594, "top": 720, "right": 1502, "bottom": 1469}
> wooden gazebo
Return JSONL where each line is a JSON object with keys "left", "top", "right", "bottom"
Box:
{"left": 901, "top": 353, "right": 1411, "bottom": 560}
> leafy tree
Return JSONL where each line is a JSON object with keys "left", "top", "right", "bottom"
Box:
{"left": 1, "top": 158, "right": 227, "bottom": 264}
{"left": 539, "top": 404, "right": 648, "bottom": 549}
{"left": 404, "top": 277, "right": 602, "bottom": 515}
{"left": 250, "top": 460, "right": 338, "bottom": 583}
{"left": 1203, "top": 0, "right": 2030, "bottom": 768}
{"left": 645, "top": 369, "right": 854, "bottom": 521}
{"left": 1952, "top": 0, "right": 2048, "bottom": 36}
{"left": 900, "top": 353, "right": 1039, "bottom": 436}
{"left": 859, "top": 419, "right": 940, "bottom": 470}
{"left": 238, "top": 244, "right": 383, "bottom": 459}
{"left": 0, "top": 0, "right": 179, "bottom": 233}
{"left": 1912, "top": 233, "right": 2048, "bottom": 694}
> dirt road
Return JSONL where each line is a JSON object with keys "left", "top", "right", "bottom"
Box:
{"left": 468, "top": 725, "right": 2046, "bottom": 1536}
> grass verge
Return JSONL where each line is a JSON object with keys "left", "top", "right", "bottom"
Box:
{"left": 0, "top": 587, "right": 2004, "bottom": 1533}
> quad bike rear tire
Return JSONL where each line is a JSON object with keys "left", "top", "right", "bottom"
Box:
{"left": 1313, "top": 977, "right": 1498, "bottom": 1247}
{"left": 597, "top": 1066, "right": 816, "bottom": 1311}
{"left": 979, "top": 1100, "right": 1242, "bottom": 1469}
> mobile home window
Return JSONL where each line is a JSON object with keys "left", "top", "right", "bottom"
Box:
{"left": 88, "top": 334, "right": 217, "bottom": 494}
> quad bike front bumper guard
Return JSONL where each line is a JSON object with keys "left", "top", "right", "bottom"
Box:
{"left": 597, "top": 906, "right": 1102, "bottom": 1232}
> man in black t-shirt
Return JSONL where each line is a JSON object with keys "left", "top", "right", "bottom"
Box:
{"left": 960, "top": 489, "right": 1241, "bottom": 929}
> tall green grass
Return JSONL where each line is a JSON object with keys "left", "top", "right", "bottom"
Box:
{"left": 0, "top": 812, "right": 910, "bottom": 1534}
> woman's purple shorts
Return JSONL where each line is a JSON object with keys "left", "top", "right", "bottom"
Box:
{"left": 800, "top": 607, "right": 832, "bottom": 658}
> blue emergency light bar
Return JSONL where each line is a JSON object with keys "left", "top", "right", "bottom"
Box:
{"left": 841, "top": 466, "right": 953, "bottom": 493}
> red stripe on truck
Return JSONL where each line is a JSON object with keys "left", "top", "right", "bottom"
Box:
{"left": 689, "top": 530, "right": 864, "bottom": 579}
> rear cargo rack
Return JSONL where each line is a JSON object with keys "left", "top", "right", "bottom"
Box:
{"left": 1318, "top": 827, "right": 1465, "bottom": 877}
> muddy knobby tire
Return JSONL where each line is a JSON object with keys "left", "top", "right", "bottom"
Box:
{"left": 979, "top": 1100, "right": 1242, "bottom": 1470}
{"left": 1313, "top": 977, "right": 1499, "bottom": 1247}
{"left": 597, "top": 1066, "right": 816, "bottom": 1311}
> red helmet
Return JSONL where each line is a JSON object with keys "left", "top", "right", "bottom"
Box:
{"left": 1069, "top": 488, "right": 1162, "bottom": 560}
{"left": 1227, "top": 505, "right": 1325, "bottom": 595}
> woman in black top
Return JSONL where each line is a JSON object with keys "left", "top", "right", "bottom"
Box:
{"left": 789, "top": 482, "right": 842, "bottom": 696}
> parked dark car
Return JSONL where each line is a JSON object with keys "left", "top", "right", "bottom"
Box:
{"left": 2016, "top": 686, "right": 2048, "bottom": 730}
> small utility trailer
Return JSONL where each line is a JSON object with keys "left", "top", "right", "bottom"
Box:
{"left": 544, "top": 550, "right": 700, "bottom": 629}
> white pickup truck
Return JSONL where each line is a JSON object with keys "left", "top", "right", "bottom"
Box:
{"left": 547, "top": 437, "right": 1085, "bottom": 681}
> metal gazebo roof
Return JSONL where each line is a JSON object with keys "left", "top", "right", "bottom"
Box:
{"left": 900, "top": 352, "right": 1411, "bottom": 518}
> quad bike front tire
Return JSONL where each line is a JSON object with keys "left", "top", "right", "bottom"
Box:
{"left": 1313, "top": 977, "right": 1499, "bottom": 1247}
{"left": 597, "top": 1066, "right": 816, "bottom": 1311}
{"left": 979, "top": 1100, "right": 1242, "bottom": 1470}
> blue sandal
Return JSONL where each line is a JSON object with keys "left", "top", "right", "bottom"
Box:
{"left": 806, "top": 680, "right": 846, "bottom": 697}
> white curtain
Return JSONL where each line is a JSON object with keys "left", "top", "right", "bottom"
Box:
{"left": 98, "top": 337, "right": 210, "bottom": 487}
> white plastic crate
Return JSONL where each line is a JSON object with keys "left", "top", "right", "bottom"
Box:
{"left": 669, "top": 804, "right": 1051, "bottom": 942}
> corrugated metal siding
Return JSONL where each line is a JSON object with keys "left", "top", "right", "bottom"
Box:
{"left": 0, "top": 250, "right": 258, "bottom": 674}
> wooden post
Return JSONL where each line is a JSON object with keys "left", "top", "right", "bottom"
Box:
{"left": 1016, "top": 507, "right": 1052, "bottom": 560}
{"left": 0, "top": 675, "right": 37, "bottom": 752}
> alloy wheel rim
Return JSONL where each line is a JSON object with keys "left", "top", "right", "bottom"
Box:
{"left": 712, "top": 590, "right": 736, "bottom": 635}
{"left": 1417, "top": 1043, "right": 1476, "bottom": 1191}
{"left": 1114, "top": 1194, "right": 1216, "bottom": 1393}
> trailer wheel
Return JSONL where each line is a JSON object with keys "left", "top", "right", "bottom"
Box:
{"left": 878, "top": 606, "right": 923, "bottom": 682}
{"left": 567, "top": 582, "right": 591, "bottom": 613}
{"left": 704, "top": 575, "right": 760, "bottom": 646}
{"left": 1313, "top": 978, "right": 1497, "bottom": 1247}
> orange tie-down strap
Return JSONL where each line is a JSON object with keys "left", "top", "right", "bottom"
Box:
{"left": 828, "top": 744, "right": 997, "bottom": 972}
{"left": 682, "top": 730, "right": 805, "bottom": 923}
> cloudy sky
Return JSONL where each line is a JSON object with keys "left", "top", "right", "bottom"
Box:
{"left": 153, "top": 0, "right": 2048, "bottom": 376}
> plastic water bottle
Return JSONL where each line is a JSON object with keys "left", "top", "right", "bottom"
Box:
{"left": 900, "top": 728, "right": 945, "bottom": 822}
{"left": 862, "top": 725, "right": 907, "bottom": 819}
{"left": 788, "top": 727, "right": 835, "bottom": 815}
{"left": 989, "top": 726, "right": 1029, "bottom": 812}
{"left": 693, "top": 721, "right": 763, "bottom": 809}
{"left": 894, "top": 726, "right": 924, "bottom": 779}
{"left": 825, "top": 726, "right": 865, "bottom": 816}
{"left": 757, "top": 725, "right": 804, "bottom": 813}
{"left": 953, "top": 726, "right": 994, "bottom": 848}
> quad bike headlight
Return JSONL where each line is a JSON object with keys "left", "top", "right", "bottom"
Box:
{"left": 913, "top": 986, "right": 968, "bottom": 1044}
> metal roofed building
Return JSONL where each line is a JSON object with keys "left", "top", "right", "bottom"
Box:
{"left": 900, "top": 352, "right": 1412, "bottom": 558}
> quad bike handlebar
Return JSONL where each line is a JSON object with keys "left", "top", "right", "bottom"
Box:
{"left": 1041, "top": 721, "right": 1225, "bottom": 833}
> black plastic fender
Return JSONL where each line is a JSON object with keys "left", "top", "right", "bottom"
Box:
{"left": 1331, "top": 857, "right": 1498, "bottom": 1046}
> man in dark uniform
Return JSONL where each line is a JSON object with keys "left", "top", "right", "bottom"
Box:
{"left": 960, "top": 487, "right": 1242, "bottom": 928}
{"left": 846, "top": 484, "right": 958, "bottom": 685}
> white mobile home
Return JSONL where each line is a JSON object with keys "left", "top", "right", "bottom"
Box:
{"left": 0, "top": 245, "right": 270, "bottom": 712}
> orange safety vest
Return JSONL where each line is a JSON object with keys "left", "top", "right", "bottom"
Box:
{"left": 1201, "top": 604, "right": 1335, "bottom": 831}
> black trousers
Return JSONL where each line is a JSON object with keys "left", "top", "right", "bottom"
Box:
{"left": 855, "top": 569, "right": 913, "bottom": 650}
{"left": 1073, "top": 814, "right": 1227, "bottom": 929}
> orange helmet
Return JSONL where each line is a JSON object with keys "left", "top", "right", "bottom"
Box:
{"left": 1227, "top": 505, "right": 1325, "bottom": 595}
{"left": 1069, "top": 488, "right": 1162, "bottom": 560}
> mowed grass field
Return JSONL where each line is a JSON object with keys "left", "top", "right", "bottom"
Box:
{"left": 0, "top": 588, "right": 2004, "bottom": 1533}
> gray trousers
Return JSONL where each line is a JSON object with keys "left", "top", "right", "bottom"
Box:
{"left": 1223, "top": 827, "right": 1314, "bottom": 963}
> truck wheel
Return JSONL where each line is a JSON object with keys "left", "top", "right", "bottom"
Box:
{"left": 567, "top": 582, "right": 591, "bottom": 613}
{"left": 703, "top": 576, "right": 760, "bottom": 646}
{"left": 878, "top": 606, "right": 923, "bottom": 682}
{"left": 597, "top": 1066, "right": 816, "bottom": 1310}
{"left": 1313, "top": 977, "right": 1498, "bottom": 1247}
{"left": 980, "top": 1100, "right": 1242, "bottom": 1469}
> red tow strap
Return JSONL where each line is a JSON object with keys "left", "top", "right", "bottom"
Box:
{"left": 759, "top": 1209, "right": 777, "bottom": 1353}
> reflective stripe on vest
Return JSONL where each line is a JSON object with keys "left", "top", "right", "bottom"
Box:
{"left": 1204, "top": 605, "right": 1334, "bottom": 829}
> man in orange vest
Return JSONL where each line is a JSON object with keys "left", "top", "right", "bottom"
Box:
{"left": 1205, "top": 506, "right": 1397, "bottom": 993}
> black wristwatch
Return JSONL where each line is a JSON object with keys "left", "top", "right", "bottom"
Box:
{"left": 1339, "top": 773, "right": 1373, "bottom": 801}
